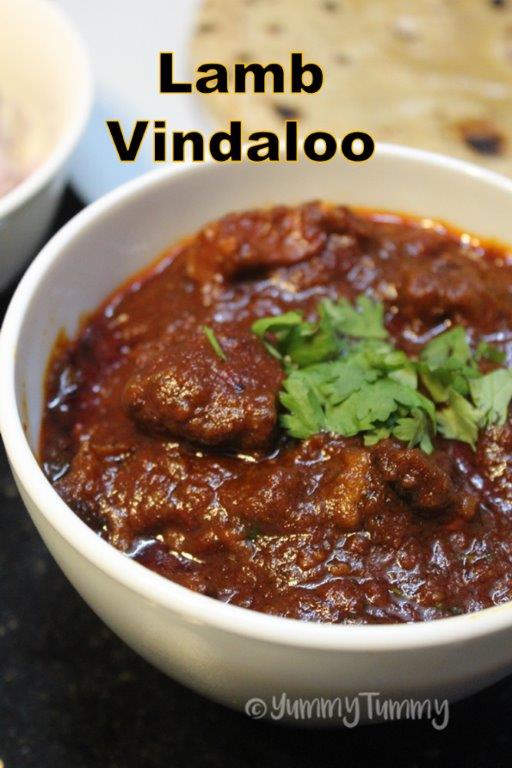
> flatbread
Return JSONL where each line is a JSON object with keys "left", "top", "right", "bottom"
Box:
{"left": 191, "top": 0, "right": 512, "bottom": 174}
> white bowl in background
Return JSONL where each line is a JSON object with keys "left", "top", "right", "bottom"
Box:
{"left": 2, "top": 146, "right": 512, "bottom": 722}
{"left": 0, "top": 0, "right": 92, "bottom": 289}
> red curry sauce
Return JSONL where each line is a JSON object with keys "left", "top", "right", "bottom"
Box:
{"left": 40, "top": 203, "right": 512, "bottom": 624}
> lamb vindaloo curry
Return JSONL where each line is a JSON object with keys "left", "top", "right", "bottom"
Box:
{"left": 41, "top": 203, "right": 512, "bottom": 623}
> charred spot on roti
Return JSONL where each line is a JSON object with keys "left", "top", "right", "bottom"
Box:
{"left": 265, "top": 22, "right": 283, "bottom": 34}
{"left": 334, "top": 52, "right": 351, "bottom": 65}
{"left": 323, "top": 1, "right": 340, "bottom": 12}
{"left": 491, "top": 0, "right": 507, "bottom": 8}
{"left": 458, "top": 119, "right": 507, "bottom": 156}
{"left": 273, "top": 103, "right": 302, "bottom": 120}
{"left": 196, "top": 21, "right": 216, "bottom": 34}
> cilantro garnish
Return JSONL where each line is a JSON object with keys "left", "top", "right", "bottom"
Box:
{"left": 321, "top": 295, "right": 388, "bottom": 340}
{"left": 436, "top": 390, "right": 480, "bottom": 449}
{"left": 203, "top": 325, "right": 226, "bottom": 361}
{"left": 418, "top": 327, "right": 479, "bottom": 402}
{"left": 251, "top": 296, "right": 512, "bottom": 453}
{"left": 470, "top": 369, "right": 512, "bottom": 428}
{"left": 476, "top": 340, "right": 507, "bottom": 365}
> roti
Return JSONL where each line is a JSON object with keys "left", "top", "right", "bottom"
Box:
{"left": 191, "top": 0, "right": 512, "bottom": 173}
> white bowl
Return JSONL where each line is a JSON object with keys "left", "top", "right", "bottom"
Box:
{"left": 2, "top": 146, "right": 512, "bottom": 722}
{"left": 0, "top": 0, "right": 92, "bottom": 289}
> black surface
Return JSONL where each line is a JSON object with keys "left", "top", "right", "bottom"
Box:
{"left": 2, "top": 190, "right": 512, "bottom": 768}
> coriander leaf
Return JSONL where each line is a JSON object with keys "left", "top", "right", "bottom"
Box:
{"left": 321, "top": 361, "right": 379, "bottom": 404}
{"left": 350, "top": 339, "right": 398, "bottom": 368}
{"left": 419, "top": 327, "right": 479, "bottom": 402}
{"left": 280, "top": 372, "right": 325, "bottom": 439}
{"left": 388, "top": 357, "right": 418, "bottom": 389}
{"left": 320, "top": 295, "right": 388, "bottom": 339}
{"left": 251, "top": 311, "right": 303, "bottom": 338}
{"left": 392, "top": 409, "right": 434, "bottom": 454}
{"left": 476, "top": 341, "right": 506, "bottom": 365}
{"left": 421, "top": 326, "right": 471, "bottom": 369}
{"left": 364, "top": 427, "right": 391, "bottom": 446}
{"left": 324, "top": 379, "right": 434, "bottom": 438}
{"left": 470, "top": 369, "right": 512, "bottom": 427}
{"left": 388, "top": 363, "right": 418, "bottom": 390}
{"left": 437, "top": 390, "right": 480, "bottom": 448}
{"left": 324, "top": 401, "right": 360, "bottom": 436}
{"left": 252, "top": 311, "right": 340, "bottom": 366}
{"left": 351, "top": 380, "right": 407, "bottom": 426}
{"left": 419, "top": 365, "right": 477, "bottom": 403}
{"left": 380, "top": 381, "right": 435, "bottom": 421}
{"left": 262, "top": 340, "right": 283, "bottom": 360}
{"left": 202, "top": 326, "right": 226, "bottom": 361}
{"left": 285, "top": 316, "right": 339, "bottom": 366}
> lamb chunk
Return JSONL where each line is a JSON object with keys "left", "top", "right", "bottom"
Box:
{"left": 185, "top": 202, "right": 351, "bottom": 284}
{"left": 123, "top": 326, "right": 283, "bottom": 450}
{"left": 53, "top": 445, "right": 109, "bottom": 537}
{"left": 397, "top": 251, "right": 495, "bottom": 324}
{"left": 312, "top": 447, "right": 373, "bottom": 531}
{"left": 373, "top": 442, "right": 477, "bottom": 520}
{"left": 219, "top": 464, "right": 309, "bottom": 528}
{"left": 218, "top": 440, "right": 375, "bottom": 533}
{"left": 474, "top": 423, "right": 512, "bottom": 513}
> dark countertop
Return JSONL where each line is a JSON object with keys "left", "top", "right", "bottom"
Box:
{"left": 2, "top": 191, "right": 512, "bottom": 768}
